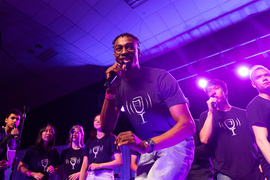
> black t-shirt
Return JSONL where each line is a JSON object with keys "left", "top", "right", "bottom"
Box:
{"left": 60, "top": 147, "right": 84, "bottom": 178}
{"left": 82, "top": 134, "right": 121, "bottom": 171}
{"left": 199, "top": 107, "right": 263, "bottom": 180}
{"left": 21, "top": 146, "right": 60, "bottom": 180}
{"left": 247, "top": 95, "right": 270, "bottom": 176}
{"left": 115, "top": 67, "right": 187, "bottom": 140}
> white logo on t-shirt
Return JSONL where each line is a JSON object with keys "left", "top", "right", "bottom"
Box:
{"left": 125, "top": 94, "right": 152, "bottom": 124}
{"left": 65, "top": 157, "right": 81, "bottom": 169}
{"left": 219, "top": 118, "right": 241, "bottom": 136}
{"left": 41, "top": 158, "right": 48, "bottom": 171}
{"left": 90, "top": 146, "right": 103, "bottom": 158}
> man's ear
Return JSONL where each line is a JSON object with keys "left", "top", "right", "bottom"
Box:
{"left": 138, "top": 48, "right": 141, "bottom": 57}
{"left": 5, "top": 118, "right": 8, "bottom": 124}
{"left": 251, "top": 82, "right": 256, "bottom": 88}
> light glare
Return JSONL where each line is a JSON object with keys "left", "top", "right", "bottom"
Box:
{"left": 198, "top": 79, "right": 208, "bottom": 89}
{"left": 238, "top": 67, "right": 249, "bottom": 77}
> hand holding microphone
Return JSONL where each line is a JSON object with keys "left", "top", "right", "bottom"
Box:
{"left": 208, "top": 94, "right": 217, "bottom": 111}
{"left": 11, "top": 125, "right": 19, "bottom": 140}
{"left": 104, "top": 62, "right": 126, "bottom": 89}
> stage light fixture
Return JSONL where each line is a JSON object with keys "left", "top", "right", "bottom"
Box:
{"left": 198, "top": 79, "right": 208, "bottom": 89}
{"left": 238, "top": 66, "right": 249, "bottom": 77}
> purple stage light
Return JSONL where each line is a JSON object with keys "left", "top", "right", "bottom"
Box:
{"left": 238, "top": 66, "right": 249, "bottom": 77}
{"left": 198, "top": 79, "right": 208, "bottom": 89}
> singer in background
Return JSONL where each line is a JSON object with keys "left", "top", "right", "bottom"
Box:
{"left": 199, "top": 79, "right": 264, "bottom": 180}
{"left": 79, "top": 114, "right": 122, "bottom": 180}
{"left": 0, "top": 109, "right": 21, "bottom": 180}
{"left": 100, "top": 32, "right": 195, "bottom": 180}
{"left": 58, "top": 125, "right": 85, "bottom": 180}
{"left": 17, "top": 124, "right": 60, "bottom": 180}
{"left": 247, "top": 65, "right": 270, "bottom": 180}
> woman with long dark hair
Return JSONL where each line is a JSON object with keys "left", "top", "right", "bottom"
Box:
{"left": 59, "top": 125, "right": 85, "bottom": 180}
{"left": 17, "top": 124, "right": 60, "bottom": 180}
{"left": 79, "top": 114, "right": 122, "bottom": 180}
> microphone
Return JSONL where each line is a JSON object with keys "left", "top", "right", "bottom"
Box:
{"left": 211, "top": 102, "right": 217, "bottom": 109}
{"left": 104, "top": 71, "right": 118, "bottom": 88}
{"left": 70, "top": 128, "right": 76, "bottom": 134}
{"left": 104, "top": 62, "right": 125, "bottom": 88}
{"left": 210, "top": 94, "right": 217, "bottom": 109}
{"left": 13, "top": 124, "right": 18, "bottom": 140}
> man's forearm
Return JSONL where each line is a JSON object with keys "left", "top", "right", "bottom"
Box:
{"left": 200, "top": 112, "right": 214, "bottom": 144}
{"left": 100, "top": 98, "right": 119, "bottom": 134}
{"left": 257, "top": 139, "right": 270, "bottom": 164}
{"left": 153, "top": 118, "right": 195, "bottom": 151}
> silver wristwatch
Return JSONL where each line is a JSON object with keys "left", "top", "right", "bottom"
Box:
{"left": 144, "top": 138, "right": 156, "bottom": 153}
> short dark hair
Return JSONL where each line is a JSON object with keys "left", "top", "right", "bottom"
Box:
{"left": 205, "top": 79, "right": 228, "bottom": 94}
{"left": 6, "top": 109, "right": 22, "bottom": 119}
{"left": 112, "top": 33, "right": 141, "bottom": 47}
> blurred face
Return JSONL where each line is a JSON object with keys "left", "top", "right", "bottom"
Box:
{"left": 42, "top": 126, "right": 54, "bottom": 143}
{"left": 5, "top": 113, "right": 21, "bottom": 129}
{"left": 251, "top": 68, "right": 270, "bottom": 93}
{"left": 206, "top": 85, "right": 227, "bottom": 102}
{"left": 94, "top": 115, "right": 101, "bottom": 131}
{"left": 114, "top": 36, "right": 140, "bottom": 70}
{"left": 71, "top": 128, "right": 82, "bottom": 143}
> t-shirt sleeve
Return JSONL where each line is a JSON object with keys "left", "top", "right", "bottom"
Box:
{"left": 60, "top": 149, "right": 66, "bottom": 164}
{"left": 53, "top": 147, "right": 60, "bottom": 166}
{"left": 20, "top": 146, "right": 33, "bottom": 165}
{"left": 82, "top": 139, "right": 90, "bottom": 157}
{"left": 199, "top": 111, "right": 207, "bottom": 130}
{"left": 159, "top": 71, "right": 187, "bottom": 108}
{"left": 110, "top": 135, "right": 121, "bottom": 154}
{"left": 247, "top": 99, "right": 268, "bottom": 127}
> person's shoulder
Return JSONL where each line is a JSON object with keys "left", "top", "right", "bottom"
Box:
{"left": 0, "top": 127, "right": 5, "bottom": 134}
{"left": 199, "top": 110, "right": 208, "bottom": 117}
{"left": 26, "top": 145, "right": 37, "bottom": 153}
{"left": 52, "top": 147, "right": 60, "bottom": 154}
{"left": 108, "top": 133, "right": 117, "bottom": 140}
{"left": 247, "top": 95, "right": 267, "bottom": 109}
{"left": 61, "top": 147, "right": 69, "bottom": 154}
{"left": 231, "top": 106, "right": 245, "bottom": 112}
{"left": 142, "top": 67, "right": 167, "bottom": 74}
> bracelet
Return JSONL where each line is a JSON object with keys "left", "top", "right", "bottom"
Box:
{"left": 105, "top": 93, "right": 116, "bottom": 100}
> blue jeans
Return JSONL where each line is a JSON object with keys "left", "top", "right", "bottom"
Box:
{"left": 217, "top": 173, "right": 232, "bottom": 180}
{"left": 135, "top": 137, "right": 194, "bottom": 180}
{"left": 86, "top": 170, "right": 114, "bottom": 180}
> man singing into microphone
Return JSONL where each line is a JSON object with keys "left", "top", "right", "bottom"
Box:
{"left": 199, "top": 79, "right": 263, "bottom": 180}
{"left": 100, "top": 33, "right": 195, "bottom": 180}
{"left": 0, "top": 109, "right": 21, "bottom": 180}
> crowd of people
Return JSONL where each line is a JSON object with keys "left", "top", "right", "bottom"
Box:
{"left": 1, "top": 33, "right": 269, "bottom": 180}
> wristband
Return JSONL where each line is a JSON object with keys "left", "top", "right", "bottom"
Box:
{"left": 26, "top": 170, "right": 31, "bottom": 177}
{"left": 105, "top": 93, "right": 116, "bottom": 100}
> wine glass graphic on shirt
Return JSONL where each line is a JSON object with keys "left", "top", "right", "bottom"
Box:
{"left": 224, "top": 119, "right": 236, "bottom": 136}
{"left": 93, "top": 146, "right": 103, "bottom": 158}
{"left": 70, "top": 157, "right": 77, "bottom": 170}
{"left": 132, "top": 96, "right": 147, "bottom": 124}
{"left": 41, "top": 159, "right": 48, "bottom": 171}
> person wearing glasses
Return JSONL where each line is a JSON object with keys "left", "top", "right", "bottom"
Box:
{"left": 100, "top": 32, "right": 195, "bottom": 180}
